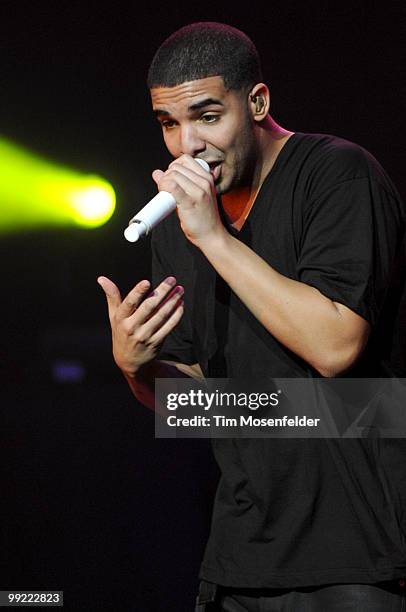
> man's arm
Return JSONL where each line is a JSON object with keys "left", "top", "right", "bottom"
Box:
{"left": 199, "top": 232, "right": 370, "bottom": 377}
{"left": 154, "top": 155, "right": 370, "bottom": 377}
{"left": 124, "top": 360, "right": 203, "bottom": 412}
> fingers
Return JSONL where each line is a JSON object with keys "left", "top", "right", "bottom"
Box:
{"left": 118, "top": 279, "right": 152, "bottom": 319}
{"left": 97, "top": 276, "right": 122, "bottom": 322}
{"left": 136, "top": 284, "right": 184, "bottom": 339}
{"left": 169, "top": 154, "right": 210, "bottom": 178}
{"left": 149, "top": 299, "right": 185, "bottom": 346}
{"left": 167, "top": 156, "right": 213, "bottom": 189}
{"left": 152, "top": 168, "right": 165, "bottom": 186}
{"left": 154, "top": 155, "right": 214, "bottom": 204}
{"left": 169, "top": 165, "right": 212, "bottom": 192}
{"left": 97, "top": 276, "right": 152, "bottom": 322}
{"left": 129, "top": 276, "right": 179, "bottom": 325}
{"left": 156, "top": 171, "right": 210, "bottom": 212}
{"left": 98, "top": 274, "right": 181, "bottom": 330}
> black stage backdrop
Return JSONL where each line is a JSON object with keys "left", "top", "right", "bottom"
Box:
{"left": 1, "top": 2, "right": 405, "bottom": 610}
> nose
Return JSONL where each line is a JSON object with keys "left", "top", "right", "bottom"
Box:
{"left": 179, "top": 124, "right": 206, "bottom": 157}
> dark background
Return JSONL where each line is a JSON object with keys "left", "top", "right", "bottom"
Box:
{"left": 1, "top": 1, "right": 405, "bottom": 610}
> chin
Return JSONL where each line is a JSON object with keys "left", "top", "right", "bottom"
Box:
{"left": 215, "top": 180, "right": 225, "bottom": 195}
{"left": 215, "top": 175, "right": 233, "bottom": 196}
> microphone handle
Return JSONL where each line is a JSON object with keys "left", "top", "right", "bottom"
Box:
{"left": 131, "top": 191, "right": 175, "bottom": 233}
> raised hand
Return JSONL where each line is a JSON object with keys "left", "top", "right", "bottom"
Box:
{"left": 97, "top": 275, "right": 184, "bottom": 377}
{"left": 152, "top": 154, "right": 225, "bottom": 248}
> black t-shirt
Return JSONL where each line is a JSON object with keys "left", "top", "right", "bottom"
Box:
{"left": 151, "top": 133, "right": 406, "bottom": 588}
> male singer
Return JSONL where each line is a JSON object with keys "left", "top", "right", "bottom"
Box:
{"left": 99, "top": 23, "right": 406, "bottom": 611}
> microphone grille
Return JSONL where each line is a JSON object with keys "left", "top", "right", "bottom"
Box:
{"left": 194, "top": 158, "right": 210, "bottom": 172}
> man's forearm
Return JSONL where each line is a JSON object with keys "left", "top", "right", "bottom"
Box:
{"left": 124, "top": 360, "right": 203, "bottom": 412}
{"left": 198, "top": 231, "right": 369, "bottom": 377}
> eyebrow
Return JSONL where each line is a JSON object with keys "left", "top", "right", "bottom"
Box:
{"left": 188, "top": 97, "right": 224, "bottom": 111}
{"left": 153, "top": 97, "right": 224, "bottom": 118}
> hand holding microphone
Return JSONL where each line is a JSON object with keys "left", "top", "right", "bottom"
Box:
{"left": 124, "top": 158, "right": 210, "bottom": 242}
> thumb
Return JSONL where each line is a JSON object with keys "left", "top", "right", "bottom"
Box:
{"left": 97, "top": 276, "right": 122, "bottom": 320}
{"left": 152, "top": 169, "right": 165, "bottom": 187}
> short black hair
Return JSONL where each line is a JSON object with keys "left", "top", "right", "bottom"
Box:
{"left": 147, "top": 22, "right": 263, "bottom": 92}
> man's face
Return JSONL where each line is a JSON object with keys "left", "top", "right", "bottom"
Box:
{"left": 150, "top": 76, "right": 258, "bottom": 195}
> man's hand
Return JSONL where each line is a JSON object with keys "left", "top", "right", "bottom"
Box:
{"left": 152, "top": 154, "right": 227, "bottom": 248}
{"left": 97, "top": 275, "right": 184, "bottom": 378}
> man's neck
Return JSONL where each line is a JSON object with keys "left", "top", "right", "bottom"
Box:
{"left": 221, "top": 117, "right": 294, "bottom": 230}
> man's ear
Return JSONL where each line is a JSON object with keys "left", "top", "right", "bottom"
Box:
{"left": 248, "top": 83, "right": 270, "bottom": 122}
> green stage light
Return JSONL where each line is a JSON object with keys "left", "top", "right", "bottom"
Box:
{"left": 0, "top": 137, "right": 116, "bottom": 232}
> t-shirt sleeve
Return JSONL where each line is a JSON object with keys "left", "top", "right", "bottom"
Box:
{"left": 151, "top": 229, "right": 197, "bottom": 365}
{"left": 297, "top": 176, "right": 403, "bottom": 327}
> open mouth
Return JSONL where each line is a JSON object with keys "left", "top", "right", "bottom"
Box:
{"left": 208, "top": 161, "right": 222, "bottom": 181}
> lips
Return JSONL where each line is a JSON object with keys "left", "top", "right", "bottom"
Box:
{"left": 207, "top": 161, "right": 222, "bottom": 181}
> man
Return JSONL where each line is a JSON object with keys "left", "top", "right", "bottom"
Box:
{"left": 98, "top": 23, "right": 406, "bottom": 611}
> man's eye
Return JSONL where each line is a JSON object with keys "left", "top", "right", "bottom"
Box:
{"left": 161, "top": 120, "right": 177, "bottom": 129}
{"left": 200, "top": 114, "right": 220, "bottom": 123}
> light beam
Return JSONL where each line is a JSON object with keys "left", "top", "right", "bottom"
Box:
{"left": 0, "top": 137, "right": 116, "bottom": 233}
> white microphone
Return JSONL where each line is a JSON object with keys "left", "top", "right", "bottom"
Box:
{"left": 124, "top": 158, "right": 210, "bottom": 242}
